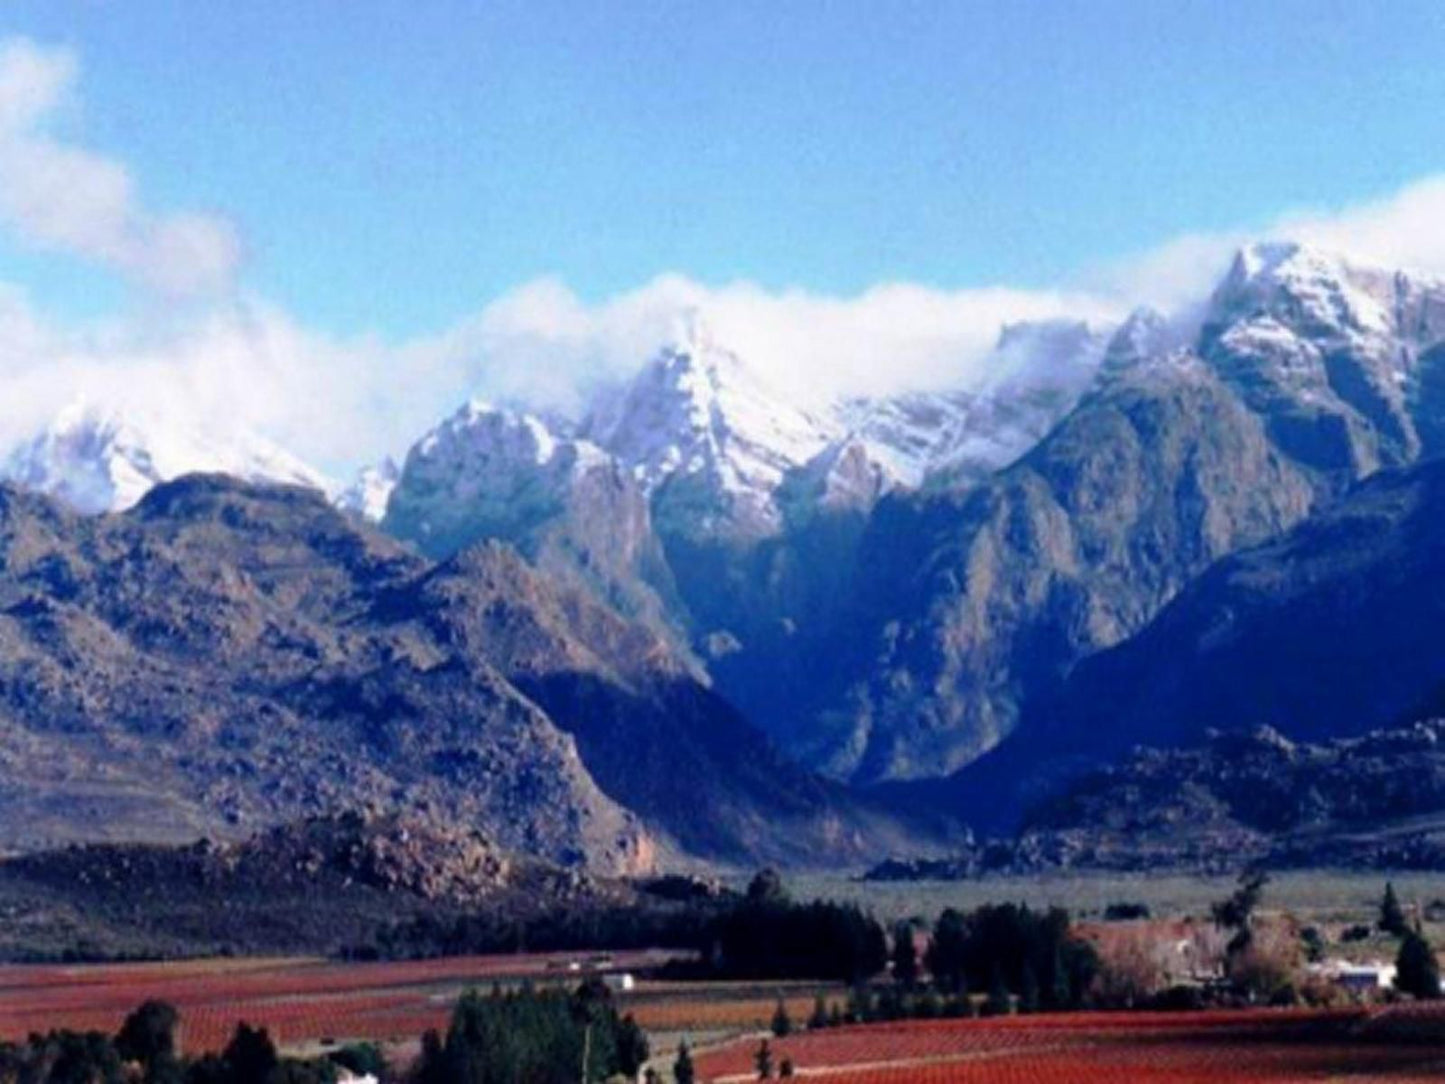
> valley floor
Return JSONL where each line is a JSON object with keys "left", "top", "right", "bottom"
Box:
{"left": 6, "top": 871, "right": 1445, "bottom": 1080}
{"left": 792, "top": 870, "right": 1445, "bottom": 932}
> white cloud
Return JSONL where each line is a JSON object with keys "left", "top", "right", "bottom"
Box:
{"left": 418, "top": 273, "right": 1122, "bottom": 417}
{"left": 13, "top": 169, "right": 1445, "bottom": 482}
{"left": 1278, "top": 176, "right": 1445, "bottom": 278}
{"left": 0, "top": 271, "right": 1125, "bottom": 480}
{"left": 1092, "top": 174, "right": 1445, "bottom": 316}
{"left": 6, "top": 31, "right": 1445, "bottom": 484}
{"left": 0, "top": 38, "right": 240, "bottom": 296}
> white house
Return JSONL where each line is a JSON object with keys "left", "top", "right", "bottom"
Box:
{"left": 1309, "top": 958, "right": 1397, "bottom": 991}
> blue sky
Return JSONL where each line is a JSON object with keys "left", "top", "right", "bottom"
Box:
{"left": 3, "top": 1, "right": 1444, "bottom": 337}
{"left": 2, "top": 2, "right": 1445, "bottom": 475}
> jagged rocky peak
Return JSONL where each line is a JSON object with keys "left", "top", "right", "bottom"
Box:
{"left": 836, "top": 319, "right": 1112, "bottom": 494}
{"left": 336, "top": 456, "right": 400, "bottom": 522}
{"left": 835, "top": 391, "right": 977, "bottom": 489}
{"left": 1197, "top": 242, "right": 1445, "bottom": 470}
{"left": 2, "top": 399, "right": 334, "bottom": 515}
{"left": 586, "top": 313, "right": 840, "bottom": 540}
{"left": 780, "top": 435, "right": 894, "bottom": 523}
{"left": 1207, "top": 240, "right": 1445, "bottom": 353}
{"left": 383, "top": 399, "right": 622, "bottom": 558}
{"left": 1099, "top": 306, "right": 1181, "bottom": 375}
{"left": 1208, "top": 241, "right": 1401, "bottom": 341}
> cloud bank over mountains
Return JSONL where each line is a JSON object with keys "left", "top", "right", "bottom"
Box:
{"left": 5, "top": 34, "right": 1445, "bottom": 477}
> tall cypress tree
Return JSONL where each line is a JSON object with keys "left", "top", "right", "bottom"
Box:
{"left": 1381, "top": 882, "right": 1408, "bottom": 936}
{"left": 1396, "top": 932, "right": 1442, "bottom": 1000}
{"left": 892, "top": 921, "right": 919, "bottom": 988}
{"left": 673, "top": 1040, "right": 696, "bottom": 1084}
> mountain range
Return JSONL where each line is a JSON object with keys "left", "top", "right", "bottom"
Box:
{"left": 8, "top": 240, "right": 1445, "bottom": 872}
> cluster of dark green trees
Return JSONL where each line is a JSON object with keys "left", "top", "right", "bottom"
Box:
{"left": 369, "top": 903, "right": 714, "bottom": 961}
{"left": 1379, "top": 881, "right": 1443, "bottom": 1002}
{"left": 711, "top": 896, "right": 887, "bottom": 983}
{"left": 412, "top": 979, "right": 647, "bottom": 1084}
{"left": 709, "top": 872, "right": 1097, "bottom": 1011}
{"left": 0, "top": 1001, "right": 351, "bottom": 1084}
{"left": 922, "top": 904, "right": 1097, "bottom": 1009}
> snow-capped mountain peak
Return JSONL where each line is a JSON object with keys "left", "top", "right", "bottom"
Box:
{"left": 1211, "top": 241, "right": 1403, "bottom": 342}
{"left": 584, "top": 327, "right": 840, "bottom": 538}
{"left": 2, "top": 400, "right": 334, "bottom": 515}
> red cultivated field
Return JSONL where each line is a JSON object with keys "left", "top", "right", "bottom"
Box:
{"left": 0, "top": 949, "right": 678, "bottom": 1053}
{"left": 692, "top": 1009, "right": 1445, "bottom": 1083}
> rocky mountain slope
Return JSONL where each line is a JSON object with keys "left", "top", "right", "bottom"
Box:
{"left": 0, "top": 474, "right": 924, "bottom": 870}
{"left": 869, "top": 720, "right": 1445, "bottom": 877}
{"left": 1028, "top": 721, "right": 1445, "bottom": 853}
{"left": 382, "top": 401, "right": 683, "bottom": 641}
{"left": 861, "top": 722, "right": 1445, "bottom": 884}
{"left": 373, "top": 316, "right": 1109, "bottom": 752}
{"left": 372, "top": 244, "right": 1445, "bottom": 789}
{"left": 997, "top": 454, "right": 1445, "bottom": 776}
{"left": 804, "top": 244, "right": 1445, "bottom": 783}
{"left": 0, "top": 475, "right": 645, "bottom": 872}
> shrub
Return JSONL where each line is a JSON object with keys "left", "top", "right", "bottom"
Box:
{"left": 1090, "top": 928, "right": 1173, "bottom": 1008}
{"left": 1103, "top": 902, "right": 1151, "bottom": 921}
{"left": 1227, "top": 923, "right": 1302, "bottom": 1002}
{"left": 771, "top": 998, "right": 792, "bottom": 1037}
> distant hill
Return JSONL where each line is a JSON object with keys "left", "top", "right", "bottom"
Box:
{"left": 869, "top": 721, "right": 1445, "bottom": 879}
{"left": 0, "top": 811, "right": 642, "bottom": 960}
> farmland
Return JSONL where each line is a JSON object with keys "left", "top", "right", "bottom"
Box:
{"left": 692, "top": 1009, "right": 1445, "bottom": 1082}
{"left": 7, "top": 953, "right": 1445, "bottom": 1081}
{"left": 0, "top": 950, "right": 686, "bottom": 1054}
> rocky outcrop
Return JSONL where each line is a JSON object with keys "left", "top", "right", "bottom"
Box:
{"left": 0, "top": 811, "right": 630, "bottom": 958}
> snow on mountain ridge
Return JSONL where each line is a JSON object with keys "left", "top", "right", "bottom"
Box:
{"left": 2, "top": 401, "right": 335, "bottom": 515}
{"left": 382, "top": 398, "right": 622, "bottom": 553}
{"left": 1207, "top": 241, "right": 1445, "bottom": 382}
{"left": 1212, "top": 241, "right": 1397, "bottom": 341}
{"left": 583, "top": 319, "right": 842, "bottom": 538}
